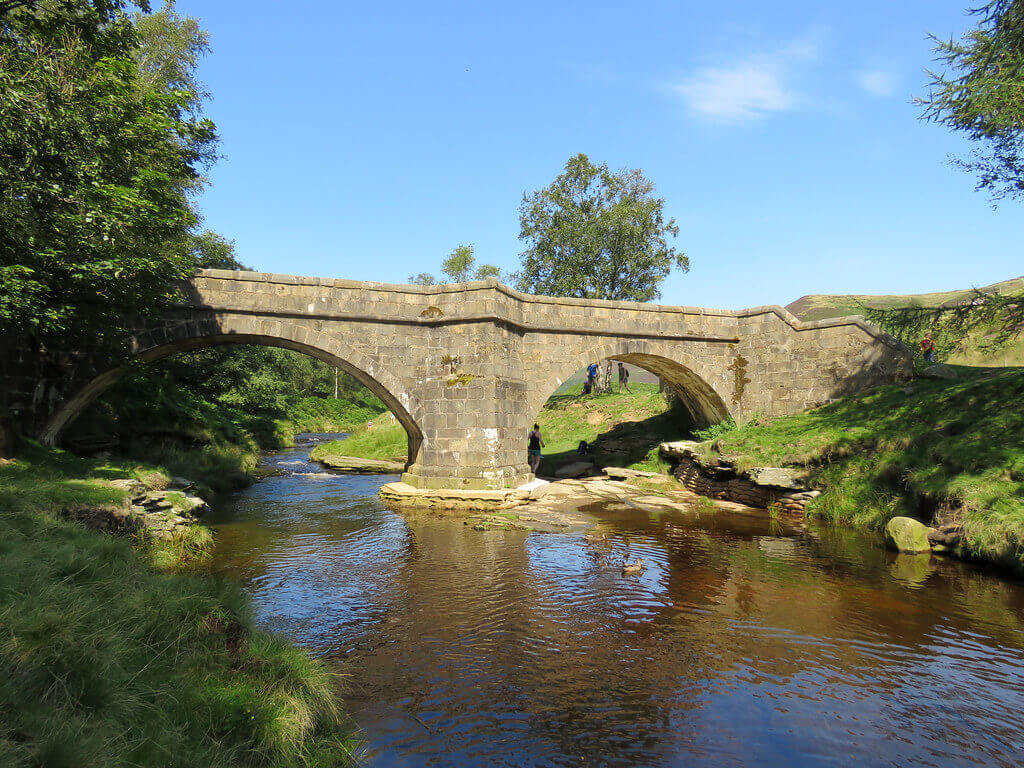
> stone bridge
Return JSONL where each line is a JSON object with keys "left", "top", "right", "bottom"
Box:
{"left": 42, "top": 269, "right": 911, "bottom": 490}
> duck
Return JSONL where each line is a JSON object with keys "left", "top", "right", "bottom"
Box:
{"left": 621, "top": 558, "right": 646, "bottom": 576}
{"left": 584, "top": 533, "right": 608, "bottom": 544}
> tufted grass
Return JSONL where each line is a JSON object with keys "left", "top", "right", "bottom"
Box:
{"left": 0, "top": 444, "right": 357, "bottom": 767}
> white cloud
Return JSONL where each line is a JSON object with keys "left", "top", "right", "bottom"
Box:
{"left": 855, "top": 70, "right": 897, "bottom": 98}
{"left": 672, "top": 38, "right": 818, "bottom": 122}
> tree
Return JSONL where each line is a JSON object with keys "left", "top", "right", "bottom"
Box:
{"left": 515, "top": 153, "right": 686, "bottom": 301}
{"left": 473, "top": 264, "right": 500, "bottom": 280}
{"left": 408, "top": 272, "right": 437, "bottom": 286}
{"left": 0, "top": 0, "right": 215, "bottom": 356}
{"left": 920, "top": 0, "right": 1024, "bottom": 202}
{"left": 440, "top": 243, "right": 480, "bottom": 282}
{"left": 191, "top": 230, "right": 245, "bottom": 270}
{"left": 407, "top": 245, "right": 500, "bottom": 285}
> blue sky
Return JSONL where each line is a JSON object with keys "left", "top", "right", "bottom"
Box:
{"left": 177, "top": 0, "right": 1021, "bottom": 310}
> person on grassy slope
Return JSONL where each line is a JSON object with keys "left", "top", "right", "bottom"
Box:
{"left": 921, "top": 334, "right": 936, "bottom": 363}
{"left": 618, "top": 362, "right": 632, "bottom": 393}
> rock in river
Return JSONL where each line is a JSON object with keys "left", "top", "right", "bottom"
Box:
{"left": 314, "top": 454, "right": 405, "bottom": 473}
{"left": 885, "top": 516, "right": 934, "bottom": 554}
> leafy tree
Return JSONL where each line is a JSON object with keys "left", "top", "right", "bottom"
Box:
{"left": 191, "top": 230, "right": 245, "bottom": 269}
{"left": 515, "top": 153, "right": 687, "bottom": 301}
{"left": 921, "top": 0, "right": 1024, "bottom": 202}
{"left": 865, "top": 1, "right": 1024, "bottom": 353}
{"left": 441, "top": 244, "right": 475, "bottom": 282}
{"left": 408, "top": 272, "right": 437, "bottom": 286}
{"left": 473, "top": 263, "right": 500, "bottom": 280}
{"left": 407, "top": 245, "right": 500, "bottom": 285}
{"left": 0, "top": 0, "right": 215, "bottom": 356}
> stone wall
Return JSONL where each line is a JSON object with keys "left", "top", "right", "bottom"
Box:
{"left": 29, "top": 269, "right": 912, "bottom": 491}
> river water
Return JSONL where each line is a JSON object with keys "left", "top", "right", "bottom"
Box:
{"left": 206, "top": 435, "right": 1024, "bottom": 767}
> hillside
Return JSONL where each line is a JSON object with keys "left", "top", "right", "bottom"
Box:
{"left": 786, "top": 276, "right": 1024, "bottom": 323}
{"left": 786, "top": 276, "right": 1024, "bottom": 366}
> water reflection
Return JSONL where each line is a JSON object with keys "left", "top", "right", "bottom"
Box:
{"left": 206, "top": 439, "right": 1024, "bottom": 767}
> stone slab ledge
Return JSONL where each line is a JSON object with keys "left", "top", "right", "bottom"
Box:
{"left": 379, "top": 482, "right": 531, "bottom": 511}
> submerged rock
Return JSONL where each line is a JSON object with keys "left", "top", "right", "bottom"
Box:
{"left": 885, "top": 516, "right": 934, "bottom": 553}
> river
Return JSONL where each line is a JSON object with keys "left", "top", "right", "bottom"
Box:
{"left": 204, "top": 435, "right": 1024, "bottom": 767}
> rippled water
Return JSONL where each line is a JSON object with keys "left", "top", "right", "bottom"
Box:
{"left": 206, "top": 436, "right": 1024, "bottom": 767}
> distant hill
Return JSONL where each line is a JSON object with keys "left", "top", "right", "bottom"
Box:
{"left": 786, "top": 276, "right": 1024, "bottom": 367}
{"left": 786, "top": 276, "right": 1024, "bottom": 323}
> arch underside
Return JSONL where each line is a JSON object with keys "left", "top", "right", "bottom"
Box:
{"left": 611, "top": 353, "right": 730, "bottom": 430}
{"left": 41, "top": 326, "right": 423, "bottom": 468}
{"left": 529, "top": 340, "right": 732, "bottom": 435}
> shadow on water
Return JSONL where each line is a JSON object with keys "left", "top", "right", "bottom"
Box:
{"left": 206, "top": 438, "right": 1024, "bottom": 768}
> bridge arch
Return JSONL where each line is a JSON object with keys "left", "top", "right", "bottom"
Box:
{"left": 40, "top": 313, "right": 425, "bottom": 466}
{"left": 526, "top": 339, "right": 732, "bottom": 437}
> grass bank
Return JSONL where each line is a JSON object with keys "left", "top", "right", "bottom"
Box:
{"left": 702, "top": 367, "right": 1024, "bottom": 571}
{"left": 314, "top": 383, "right": 686, "bottom": 477}
{"left": 0, "top": 444, "right": 356, "bottom": 767}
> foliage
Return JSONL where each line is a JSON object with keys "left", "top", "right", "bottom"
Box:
{"left": 705, "top": 367, "right": 1024, "bottom": 571}
{"left": 407, "top": 243, "right": 500, "bottom": 286}
{"left": 0, "top": 444, "right": 356, "bottom": 767}
{"left": 919, "top": 0, "right": 1024, "bottom": 201}
{"left": 863, "top": 289, "right": 1024, "bottom": 363}
{"left": 0, "top": 0, "right": 215, "bottom": 355}
{"left": 190, "top": 229, "right": 245, "bottom": 269}
{"left": 441, "top": 243, "right": 475, "bottom": 282}
{"left": 515, "top": 153, "right": 687, "bottom": 301}
{"left": 692, "top": 417, "right": 737, "bottom": 442}
{"left": 407, "top": 271, "right": 437, "bottom": 286}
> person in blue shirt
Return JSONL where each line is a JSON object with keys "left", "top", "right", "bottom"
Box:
{"left": 586, "top": 362, "right": 598, "bottom": 390}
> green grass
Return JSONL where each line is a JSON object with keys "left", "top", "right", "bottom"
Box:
{"left": 0, "top": 443, "right": 356, "bottom": 767}
{"left": 311, "top": 416, "right": 408, "bottom": 466}
{"left": 703, "top": 366, "right": 1024, "bottom": 570}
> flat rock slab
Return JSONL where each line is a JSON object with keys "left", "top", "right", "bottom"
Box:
{"left": 604, "top": 467, "right": 658, "bottom": 481}
{"left": 315, "top": 454, "right": 405, "bottom": 473}
{"left": 379, "top": 482, "right": 529, "bottom": 511}
{"left": 747, "top": 466, "right": 810, "bottom": 490}
{"left": 554, "top": 460, "right": 595, "bottom": 478}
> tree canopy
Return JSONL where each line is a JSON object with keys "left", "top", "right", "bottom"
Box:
{"left": 515, "top": 153, "right": 686, "bottom": 302}
{"left": 407, "top": 244, "right": 500, "bottom": 286}
{"left": 0, "top": 0, "right": 215, "bottom": 355}
{"left": 921, "top": 0, "right": 1024, "bottom": 201}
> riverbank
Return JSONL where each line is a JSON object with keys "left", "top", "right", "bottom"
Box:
{"left": 0, "top": 443, "right": 356, "bottom": 767}
{"left": 690, "top": 366, "right": 1024, "bottom": 572}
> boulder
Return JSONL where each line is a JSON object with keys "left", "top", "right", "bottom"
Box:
{"left": 885, "top": 516, "right": 934, "bottom": 553}
{"left": 921, "top": 364, "right": 958, "bottom": 380}
{"left": 554, "top": 460, "right": 595, "bottom": 479}
{"left": 659, "top": 441, "right": 701, "bottom": 459}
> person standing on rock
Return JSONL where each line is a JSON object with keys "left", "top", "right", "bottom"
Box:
{"left": 617, "top": 362, "right": 631, "bottom": 393}
{"left": 528, "top": 424, "right": 545, "bottom": 474}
